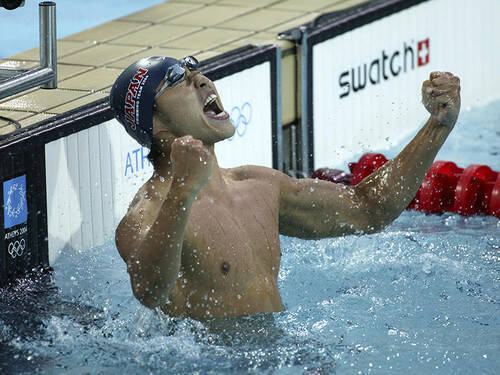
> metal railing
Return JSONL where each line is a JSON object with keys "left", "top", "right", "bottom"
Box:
{"left": 0, "top": 1, "right": 57, "bottom": 100}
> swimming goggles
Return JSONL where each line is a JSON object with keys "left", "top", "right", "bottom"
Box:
{"left": 154, "top": 56, "right": 199, "bottom": 100}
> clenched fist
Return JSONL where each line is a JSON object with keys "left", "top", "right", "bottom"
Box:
{"left": 422, "top": 72, "right": 461, "bottom": 128}
{"left": 170, "top": 135, "right": 214, "bottom": 194}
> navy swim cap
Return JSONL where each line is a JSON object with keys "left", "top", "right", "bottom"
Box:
{"left": 110, "top": 56, "right": 180, "bottom": 148}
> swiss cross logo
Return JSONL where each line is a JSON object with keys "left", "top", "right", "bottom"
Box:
{"left": 418, "top": 38, "right": 430, "bottom": 66}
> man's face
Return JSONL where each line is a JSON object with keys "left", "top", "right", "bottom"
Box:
{"left": 154, "top": 68, "right": 235, "bottom": 144}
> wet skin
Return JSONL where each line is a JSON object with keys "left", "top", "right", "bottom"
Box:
{"left": 115, "top": 69, "right": 461, "bottom": 320}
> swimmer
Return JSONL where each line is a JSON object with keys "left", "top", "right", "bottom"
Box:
{"left": 110, "top": 56, "right": 461, "bottom": 320}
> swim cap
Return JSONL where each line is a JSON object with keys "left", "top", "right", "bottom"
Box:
{"left": 110, "top": 56, "right": 180, "bottom": 148}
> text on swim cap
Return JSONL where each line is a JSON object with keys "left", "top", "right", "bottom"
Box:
{"left": 124, "top": 67, "right": 148, "bottom": 131}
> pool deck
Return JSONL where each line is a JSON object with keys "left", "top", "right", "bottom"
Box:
{"left": 0, "top": 0, "right": 368, "bottom": 136}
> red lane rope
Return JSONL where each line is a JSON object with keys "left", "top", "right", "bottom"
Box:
{"left": 313, "top": 153, "right": 500, "bottom": 218}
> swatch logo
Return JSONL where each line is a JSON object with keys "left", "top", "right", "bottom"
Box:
{"left": 338, "top": 38, "right": 430, "bottom": 99}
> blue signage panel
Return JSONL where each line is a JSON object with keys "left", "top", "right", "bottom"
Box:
{"left": 3, "top": 174, "right": 28, "bottom": 229}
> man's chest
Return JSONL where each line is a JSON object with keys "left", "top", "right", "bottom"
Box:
{"left": 180, "top": 183, "right": 281, "bottom": 286}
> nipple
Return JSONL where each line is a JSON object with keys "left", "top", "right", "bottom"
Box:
{"left": 221, "top": 262, "right": 230, "bottom": 275}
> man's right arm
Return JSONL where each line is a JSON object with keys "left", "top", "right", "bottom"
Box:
{"left": 115, "top": 181, "right": 196, "bottom": 308}
{"left": 115, "top": 136, "right": 214, "bottom": 308}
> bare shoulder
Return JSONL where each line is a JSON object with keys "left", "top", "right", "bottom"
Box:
{"left": 115, "top": 175, "right": 166, "bottom": 259}
{"left": 128, "top": 174, "right": 170, "bottom": 210}
{"left": 127, "top": 180, "right": 151, "bottom": 209}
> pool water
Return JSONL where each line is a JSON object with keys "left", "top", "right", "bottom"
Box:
{"left": 0, "top": 100, "right": 499, "bottom": 374}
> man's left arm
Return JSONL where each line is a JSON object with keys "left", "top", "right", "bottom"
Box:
{"left": 278, "top": 71, "right": 461, "bottom": 239}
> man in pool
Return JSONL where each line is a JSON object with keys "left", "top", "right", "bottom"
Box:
{"left": 110, "top": 56, "right": 461, "bottom": 320}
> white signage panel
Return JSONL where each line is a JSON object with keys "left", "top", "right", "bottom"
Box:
{"left": 312, "top": 0, "right": 500, "bottom": 170}
{"left": 45, "top": 121, "right": 151, "bottom": 262}
{"left": 215, "top": 62, "right": 273, "bottom": 168}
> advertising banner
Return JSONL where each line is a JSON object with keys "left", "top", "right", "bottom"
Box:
{"left": 3, "top": 174, "right": 29, "bottom": 275}
{"left": 215, "top": 62, "right": 273, "bottom": 168}
{"left": 0, "top": 142, "right": 48, "bottom": 283}
{"left": 309, "top": 0, "right": 500, "bottom": 171}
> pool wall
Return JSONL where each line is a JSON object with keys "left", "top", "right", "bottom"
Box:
{"left": 0, "top": 0, "right": 498, "bottom": 282}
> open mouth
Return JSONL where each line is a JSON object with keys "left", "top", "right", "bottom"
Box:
{"left": 203, "top": 93, "right": 229, "bottom": 120}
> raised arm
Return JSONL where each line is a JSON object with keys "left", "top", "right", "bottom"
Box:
{"left": 279, "top": 72, "right": 461, "bottom": 238}
{"left": 115, "top": 136, "right": 213, "bottom": 308}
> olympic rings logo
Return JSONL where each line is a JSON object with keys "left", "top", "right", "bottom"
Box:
{"left": 228, "top": 102, "right": 252, "bottom": 141}
{"left": 8, "top": 239, "right": 25, "bottom": 259}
